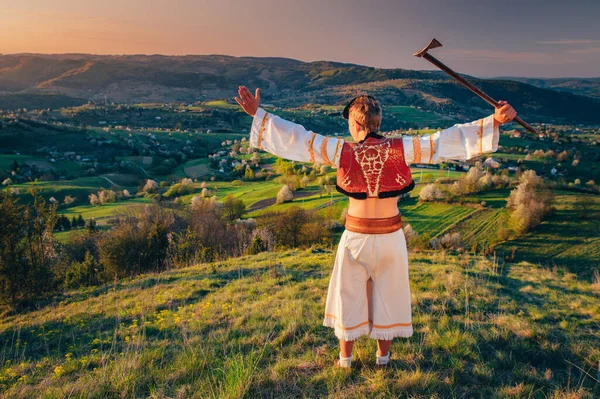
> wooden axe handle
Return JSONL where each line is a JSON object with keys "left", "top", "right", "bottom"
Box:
{"left": 420, "top": 52, "right": 538, "bottom": 135}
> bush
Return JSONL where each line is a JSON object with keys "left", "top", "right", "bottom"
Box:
{"left": 408, "top": 232, "right": 431, "bottom": 252}
{"left": 419, "top": 183, "right": 448, "bottom": 202}
{"left": 143, "top": 179, "right": 159, "bottom": 193}
{"left": 0, "top": 192, "right": 58, "bottom": 307}
{"left": 89, "top": 193, "right": 100, "bottom": 206}
{"left": 163, "top": 182, "right": 194, "bottom": 198}
{"left": 497, "top": 228, "right": 511, "bottom": 241}
{"left": 65, "top": 251, "right": 103, "bottom": 288}
{"left": 247, "top": 228, "right": 275, "bottom": 255}
{"left": 506, "top": 170, "right": 553, "bottom": 234}
{"left": 439, "top": 232, "right": 463, "bottom": 250}
{"left": 277, "top": 175, "right": 301, "bottom": 191}
{"left": 98, "top": 205, "right": 175, "bottom": 279}
{"left": 98, "top": 189, "right": 116, "bottom": 204}
{"left": 64, "top": 195, "right": 76, "bottom": 205}
{"left": 222, "top": 194, "right": 246, "bottom": 222}
{"left": 276, "top": 185, "right": 294, "bottom": 204}
{"left": 259, "top": 206, "right": 332, "bottom": 248}
{"left": 402, "top": 223, "right": 417, "bottom": 241}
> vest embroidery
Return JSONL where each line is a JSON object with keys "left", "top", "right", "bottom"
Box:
{"left": 336, "top": 134, "right": 414, "bottom": 199}
{"left": 353, "top": 140, "right": 391, "bottom": 197}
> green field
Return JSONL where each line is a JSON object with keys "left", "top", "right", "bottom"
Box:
{"left": 385, "top": 105, "right": 455, "bottom": 127}
{"left": 1, "top": 249, "right": 598, "bottom": 397}
{"left": 11, "top": 177, "right": 118, "bottom": 203}
{"left": 58, "top": 197, "right": 152, "bottom": 222}
{"left": 203, "top": 100, "right": 240, "bottom": 110}
{"left": 0, "top": 154, "right": 84, "bottom": 180}
{"left": 497, "top": 191, "right": 600, "bottom": 280}
{"left": 398, "top": 199, "right": 478, "bottom": 238}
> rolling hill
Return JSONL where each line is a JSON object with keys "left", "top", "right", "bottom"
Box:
{"left": 1, "top": 54, "right": 600, "bottom": 124}
{"left": 495, "top": 76, "right": 600, "bottom": 99}
{"left": 0, "top": 248, "right": 598, "bottom": 398}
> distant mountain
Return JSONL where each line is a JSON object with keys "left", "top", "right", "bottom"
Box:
{"left": 1, "top": 54, "right": 599, "bottom": 124}
{"left": 494, "top": 76, "right": 600, "bottom": 99}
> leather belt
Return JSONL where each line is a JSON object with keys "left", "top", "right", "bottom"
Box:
{"left": 344, "top": 213, "right": 402, "bottom": 234}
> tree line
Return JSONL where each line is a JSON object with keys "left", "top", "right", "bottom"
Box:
{"left": 0, "top": 189, "right": 334, "bottom": 310}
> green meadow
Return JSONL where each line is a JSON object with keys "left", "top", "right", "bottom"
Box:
{"left": 1, "top": 248, "right": 598, "bottom": 398}
{"left": 385, "top": 105, "right": 456, "bottom": 128}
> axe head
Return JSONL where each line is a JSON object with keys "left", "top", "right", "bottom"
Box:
{"left": 414, "top": 38, "right": 443, "bottom": 57}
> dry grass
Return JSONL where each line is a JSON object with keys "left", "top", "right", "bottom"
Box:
{"left": 0, "top": 248, "right": 599, "bottom": 398}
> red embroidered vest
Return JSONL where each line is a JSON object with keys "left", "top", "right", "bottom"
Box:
{"left": 335, "top": 132, "right": 415, "bottom": 199}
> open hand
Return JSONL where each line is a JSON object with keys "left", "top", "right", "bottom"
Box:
{"left": 235, "top": 86, "right": 260, "bottom": 116}
{"left": 494, "top": 100, "right": 517, "bottom": 126}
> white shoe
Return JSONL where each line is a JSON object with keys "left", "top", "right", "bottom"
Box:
{"left": 334, "top": 352, "right": 353, "bottom": 368}
{"left": 376, "top": 350, "right": 392, "bottom": 368}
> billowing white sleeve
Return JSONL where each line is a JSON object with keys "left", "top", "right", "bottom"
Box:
{"left": 402, "top": 114, "right": 499, "bottom": 164}
{"left": 249, "top": 107, "right": 345, "bottom": 168}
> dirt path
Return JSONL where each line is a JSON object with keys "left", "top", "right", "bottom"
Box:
{"left": 247, "top": 189, "right": 319, "bottom": 212}
{"left": 100, "top": 176, "right": 120, "bottom": 187}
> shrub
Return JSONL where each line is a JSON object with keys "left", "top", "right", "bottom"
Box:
{"left": 402, "top": 223, "right": 417, "bottom": 241}
{"left": 300, "top": 175, "right": 311, "bottom": 188}
{"left": 64, "top": 195, "right": 76, "bottom": 205}
{"left": 277, "top": 175, "right": 301, "bottom": 191}
{"left": 506, "top": 170, "right": 553, "bottom": 234}
{"left": 259, "top": 206, "right": 331, "bottom": 248}
{"left": 244, "top": 167, "right": 255, "bottom": 181}
{"left": 98, "top": 205, "right": 175, "bottom": 279}
{"left": 89, "top": 193, "right": 100, "bottom": 206}
{"left": 98, "top": 189, "right": 116, "bottom": 204}
{"left": 143, "top": 179, "right": 159, "bottom": 193}
{"left": 0, "top": 192, "right": 58, "bottom": 306}
{"left": 497, "top": 228, "right": 511, "bottom": 241}
{"left": 276, "top": 185, "right": 294, "bottom": 204}
{"left": 65, "top": 251, "right": 103, "bottom": 288}
{"left": 222, "top": 194, "right": 246, "bottom": 222}
{"left": 163, "top": 182, "right": 194, "bottom": 198}
{"left": 419, "top": 183, "right": 447, "bottom": 202}
{"left": 408, "top": 232, "right": 431, "bottom": 252}
{"left": 247, "top": 228, "right": 275, "bottom": 255}
{"left": 439, "top": 232, "right": 463, "bottom": 250}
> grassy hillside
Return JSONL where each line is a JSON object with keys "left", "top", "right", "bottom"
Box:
{"left": 497, "top": 191, "right": 600, "bottom": 280}
{"left": 2, "top": 54, "right": 600, "bottom": 124}
{"left": 495, "top": 77, "right": 600, "bottom": 99}
{"left": 0, "top": 249, "right": 598, "bottom": 398}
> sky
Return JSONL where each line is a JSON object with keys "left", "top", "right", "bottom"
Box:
{"left": 1, "top": 0, "right": 599, "bottom": 78}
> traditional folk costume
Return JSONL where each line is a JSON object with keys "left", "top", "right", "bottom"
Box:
{"left": 248, "top": 103, "right": 499, "bottom": 342}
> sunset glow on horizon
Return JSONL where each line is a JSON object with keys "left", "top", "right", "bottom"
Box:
{"left": 1, "top": 0, "right": 599, "bottom": 78}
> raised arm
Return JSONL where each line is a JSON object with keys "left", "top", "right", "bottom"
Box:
{"left": 235, "top": 86, "right": 344, "bottom": 167}
{"left": 402, "top": 101, "right": 516, "bottom": 164}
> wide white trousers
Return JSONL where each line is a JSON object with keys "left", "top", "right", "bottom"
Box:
{"left": 323, "top": 228, "right": 414, "bottom": 341}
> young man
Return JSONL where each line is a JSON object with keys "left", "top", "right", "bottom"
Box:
{"left": 235, "top": 86, "right": 516, "bottom": 368}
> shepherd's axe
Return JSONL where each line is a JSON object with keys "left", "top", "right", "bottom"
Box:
{"left": 414, "top": 38, "right": 538, "bottom": 135}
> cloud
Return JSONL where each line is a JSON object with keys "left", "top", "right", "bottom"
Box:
{"left": 539, "top": 39, "right": 600, "bottom": 45}
{"left": 444, "top": 49, "right": 576, "bottom": 65}
{"left": 566, "top": 47, "right": 600, "bottom": 55}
